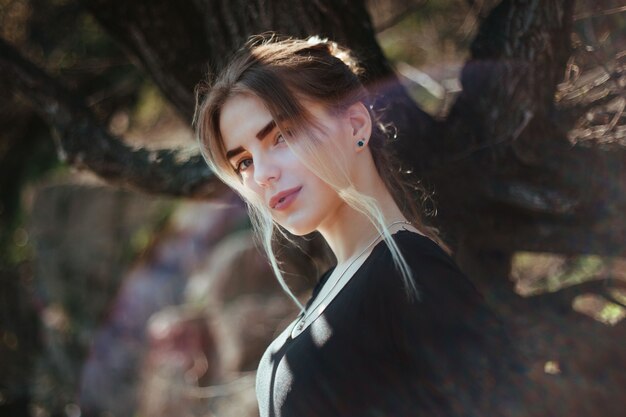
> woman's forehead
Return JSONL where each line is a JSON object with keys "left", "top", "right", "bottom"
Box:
{"left": 219, "top": 92, "right": 338, "bottom": 153}
{"left": 219, "top": 94, "right": 275, "bottom": 149}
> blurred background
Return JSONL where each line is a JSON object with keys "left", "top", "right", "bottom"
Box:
{"left": 1, "top": 0, "right": 625, "bottom": 416}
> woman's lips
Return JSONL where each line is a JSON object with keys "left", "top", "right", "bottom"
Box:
{"left": 271, "top": 186, "right": 302, "bottom": 210}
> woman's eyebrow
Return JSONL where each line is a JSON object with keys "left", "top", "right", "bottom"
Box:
{"left": 256, "top": 120, "right": 277, "bottom": 141}
{"left": 225, "top": 120, "right": 277, "bottom": 160}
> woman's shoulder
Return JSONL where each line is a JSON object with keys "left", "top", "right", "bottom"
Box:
{"left": 367, "top": 230, "right": 480, "bottom": 303}
{"left": 390, "top": 230, "right": 452, "bottom": 258}
{"left": 373, "top": 230, "right": 462, "bottom": 278}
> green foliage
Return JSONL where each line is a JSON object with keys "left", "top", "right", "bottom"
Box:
{"left": 134, "top": 83, "right": 170, "bottom": 129}
{"left": 610, "top": 289, "right": 626, "bottom": 305}
{"left": 378, "top": 0, "right": 474, "bottom": 66}
{"left": 0, "top": 125, "right": 63, "bottom": 267}
{"left": 512, "top": 251, "right": 608, "bottom": 296}
{"left": 0, "top": 0, "right": 151, "bottom": 270}
{"left": 545, "top": 255, "right": 604, "bottom": 293}
{"left": 124, "top": 200, "right": 178, "bottom": 264}
{"left": 376, "top": 0, "right": 475, "bottom": 115}
{"left": 599, "top": 302, "right": 626, "bottom": 326}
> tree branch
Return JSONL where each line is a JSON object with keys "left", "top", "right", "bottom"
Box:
{"left": 439, "top": 0, "right": 575, "bottom": 166}
{"left": 526, "top": 279, "right": 626, "bottom": 312}
{"left": 433, "top": 124, "right": 626, "bottom": 256}
{"left": 464, "top": 202, "right": 626, "bottom": 256}
{"left": 81, "top": 0, "right": 210, "bottom": 119}
{"left": 0, "top": 37, "right": 222, "bottom": 198}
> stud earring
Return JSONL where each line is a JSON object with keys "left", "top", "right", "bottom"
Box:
{"left": 357, "top": 139, "right": 365, "bottom": 147}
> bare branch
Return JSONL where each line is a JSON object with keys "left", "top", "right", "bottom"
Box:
{"left": 573, "top": 5, "right": 626, "bottom": 21}
{"left": 556, "top": 44, "right": 626, "bottom": 148}
{"left": 366, "top": 0, "right": 427, "bottom": 33}
{"left": 0, "top": 37, "right": 223, "bottom": 198}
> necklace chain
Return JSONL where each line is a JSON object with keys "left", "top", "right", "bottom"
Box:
{"left": 291, "top": 220, "right": 413, "bottom": 336}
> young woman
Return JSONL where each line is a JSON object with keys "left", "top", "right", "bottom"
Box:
{"left": 194, "top": 34, "right": 533, "bottom": 417}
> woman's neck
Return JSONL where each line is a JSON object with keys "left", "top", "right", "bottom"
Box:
{"left": 317, "top": 181, "right": 408, "bottom": 265}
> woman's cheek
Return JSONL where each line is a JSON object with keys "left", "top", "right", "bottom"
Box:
{"left": 241, "top": 173, "right": 260, "bottom": 194}
{"left": 279, "top": 146, "right": 298, "bottom": 166}
{"left": 240, "top": 170, "right": 251, "bottom": 183}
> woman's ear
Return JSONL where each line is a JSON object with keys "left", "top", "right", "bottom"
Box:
{"left": 345, "top": 102, "right": 372, "bottom": 151}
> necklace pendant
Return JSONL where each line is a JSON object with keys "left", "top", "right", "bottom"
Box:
{"left": 296, "top": 320, "right": 305, "bottom": 331}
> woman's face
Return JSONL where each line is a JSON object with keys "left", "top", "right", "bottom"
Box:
{"left": 219, "top": 93, "right": 351, "bottom": 236}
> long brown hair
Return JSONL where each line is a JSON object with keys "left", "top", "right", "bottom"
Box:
{"left": 194, "top": 33, "right": 450, "bottom": 309}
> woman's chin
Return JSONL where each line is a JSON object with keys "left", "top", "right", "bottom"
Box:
{"left": 276, "top": 218, "right": 316, "bottom": 237}
{"left": 282, "top": 225, "right": 311, "bottom": 237}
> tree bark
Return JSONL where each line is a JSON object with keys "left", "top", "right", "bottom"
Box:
{"left": 426, "top": 0, "right": 626, "bottom": 257}
{"left": 440, "top": 0, "right": 575, "bottom": 166}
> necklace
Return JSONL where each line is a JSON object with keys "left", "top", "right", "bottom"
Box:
{"left": 291, "top": 219, "right": 413, "bottom": 337}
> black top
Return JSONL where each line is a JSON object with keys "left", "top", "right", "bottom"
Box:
{"left": 256, "top": 230, "right": 530, "bottom": 417}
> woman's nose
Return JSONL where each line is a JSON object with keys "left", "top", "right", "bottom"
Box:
{"left": 253, "top": 155, "right": 280, "bottom": 187}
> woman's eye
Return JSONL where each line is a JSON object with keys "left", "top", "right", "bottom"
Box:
{"left": 275, "top": 133, "right": 286, "bottom": 144}
{"left": 236, "top": 158, "right": 253, "bottom": 173}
